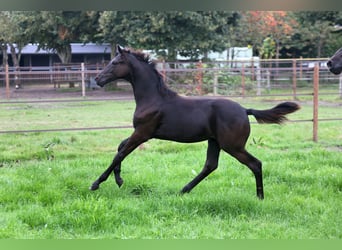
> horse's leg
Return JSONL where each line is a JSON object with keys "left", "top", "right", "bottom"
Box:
{"left": 90, "top": 132, "right": 148, "bottom": 191}
{"left": 112, "top": 137, "right": 130, "bottom": 187}
{"left": 225, "top": 148, "right": 264, "bottom": 199}
{"left": 181, "top": 139, "right": 220, "bottom": 193}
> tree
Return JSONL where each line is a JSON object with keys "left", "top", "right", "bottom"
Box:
{"left": 0, "top": 11, "right": 35, "bottom": 67}
{"left": 260, "top": 37, "right": 276, "bottom": 59}
{"left": 31, "top": 11, "right": 100, "bottom": 63}
{"left": 235, "top": 11, "right": 297, "bottom": 59}
{"left": 97, "top": 11, "right": 236, "bottom": 61}
{"left": 0, "top": 11, "right": 36, "bottom": 88}
{"left": 0, "top": 12, "right": 11, "bottom": 66}
{"left": 96, "top": 11, "right": 133, "bottom": 59}
{"left": 292, "top": 11, "right": 342, "bottom": 57}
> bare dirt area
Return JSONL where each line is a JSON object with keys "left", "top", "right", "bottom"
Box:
{"left": 0, "top": 83, "right": 134, "bottom": 101}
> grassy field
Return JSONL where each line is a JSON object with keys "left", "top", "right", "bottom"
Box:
{"left": 0, "top": 97, "right": 341, "bottom": 239}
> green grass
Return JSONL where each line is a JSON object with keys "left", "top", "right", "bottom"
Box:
{"left": 0, "top": 100, "right": 134, "bottom": 131}
{"left": 0, "top": 98, "right": 341, "bottom": 239}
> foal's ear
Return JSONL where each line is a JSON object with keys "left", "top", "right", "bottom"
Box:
{"left": 116, "top": 45, "right": 130, "bottom": 55}
{"left": 116, "top": 44, "right": 123, "bottom": 54}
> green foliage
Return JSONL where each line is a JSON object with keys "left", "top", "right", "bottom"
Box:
{"left": 97, "top": 11, "right": 236, "bottom": 60}
{"left": 260, "top": 37, "right": 276, "bottom": 59}
{"left": 29, "top": 11, "right": 100, "bottom": 63}
{"left": 0, "top": 10, "right": 341, "bottom": 64}
{"left": 201, "top": 68, "right": 255, "bottom": 95}
{"left": 0, "top": 11, "right": 36, "bottom": 66}
{"left": 44, "top": 142, "right": 55, "bottom": 161}
{"left": 289, "top": 11, "right": 342, "bottom": 57}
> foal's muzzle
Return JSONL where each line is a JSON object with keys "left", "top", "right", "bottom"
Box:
{"left": 327, "top": 60, "right": 342, "bottom": 75}
{"left": 94, "top": 76, "right": 106, "bottom": 87}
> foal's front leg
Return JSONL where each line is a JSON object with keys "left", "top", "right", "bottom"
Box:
{"left": 113, "top": 137, "right": 130, "bottom": 187}
{"left": 90, "top": 133, "right": 147, "bottom": 191}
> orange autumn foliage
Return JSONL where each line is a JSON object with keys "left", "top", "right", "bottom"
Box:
{"left": 245, "top": 11, "right": 297, "bottom": 38}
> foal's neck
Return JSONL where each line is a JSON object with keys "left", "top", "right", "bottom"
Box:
{"left": 131, "top": 64, "right": 176, "bottom": 105}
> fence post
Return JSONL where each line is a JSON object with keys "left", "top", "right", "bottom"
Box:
{"left": 313, "top": 63, "right": 319, "bottom": 142}
{"left": 266, "top": 70, "right": 271, "bottom": 92}
{"left": 81, "top": 63, "right": 86, "bottom": 97}
{"left": 251, "top": 57, "right": 255, "bottom": 80}
{"left": 241, "top": 63, "right": 245, "bottom": 97}
{"left": 292, "top": 59, "right": 297, "bottom": 100}
{"left": 299, "top": 56, "right": 303, "bottom": 79}
{"left": 6, "top": 64, "right": 10, "bottom": 99}
{"left": 213, "top": 70, "right": 218, "bottom": 95}
{"left": 196, "top": 60, "right": 203, "bottom": 95}
{"left": 256, "top": 66, "right": 261, "bottom": 96}
{"left": 339, "top": 74, "right": 342, "bottom": 99}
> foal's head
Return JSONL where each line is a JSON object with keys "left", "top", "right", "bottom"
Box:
{"left": 95, "top": 45, "right": 132, "bottom": 87}
{"left": 95, "top": 45, "right": 176, "bottom": 98}
{"left": 327, "top": 47, "right": 342, "bottom": 75}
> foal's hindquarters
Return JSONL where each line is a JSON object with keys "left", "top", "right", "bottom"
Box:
{"left": 180, "top": 99, "right": 264, "bottom": 199}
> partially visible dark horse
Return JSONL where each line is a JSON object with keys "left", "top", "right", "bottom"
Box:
{"left": 327, "top": 47, "right": 342, "bottom": 75}
{"left": 91, "top": 45, "right": 300, "bottom": 199}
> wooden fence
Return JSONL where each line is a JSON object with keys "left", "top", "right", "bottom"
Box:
{"left": 1, "top": 59, "right": 341, "bottom": 142}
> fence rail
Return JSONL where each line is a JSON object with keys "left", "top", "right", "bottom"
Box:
{"left": 1, "top": 58, "right": 341, "bottom": 142}
{"left": 0, "top": 58, "right": 340, "bottom": 85}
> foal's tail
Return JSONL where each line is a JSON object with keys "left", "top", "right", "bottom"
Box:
{"left": 246, "top": 102, "right": 300, "bottom": 124}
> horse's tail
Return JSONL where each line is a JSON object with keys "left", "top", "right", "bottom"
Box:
{"left": 246, "top": 102, "right": 300, "bottom": 124}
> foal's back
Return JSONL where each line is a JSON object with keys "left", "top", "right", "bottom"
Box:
{"left": 153, "top": 96, "right": 249, "bottom": 143}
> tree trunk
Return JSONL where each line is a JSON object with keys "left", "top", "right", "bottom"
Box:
{"left": 9, "top": 44, "right": 20, "bottom": 67}
{"left": 56, "top": 44, "right": 72, "bottom": 63}
{"left": 9, "top": 44, "right": 21, "bottom": 88}
{"left": 1, "top": 44, "right": 8, "bottom": 66}
{"left": 56, "top": 44, "right": 74, "bottom": 87}
{"left": 317, "top": 39, "right": 323, "bottom": 58}
{"left": 110, "top": 43, "right": 116, "bottom": 59}
{"left": 168, "top": 48, "right": 177, "bottom": 62}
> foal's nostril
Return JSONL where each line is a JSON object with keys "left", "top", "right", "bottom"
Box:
{"left": 327, "top": 60, "right": 332, "bottom": 68}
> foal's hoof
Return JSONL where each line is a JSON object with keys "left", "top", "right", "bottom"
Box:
{"left": 89, "top": 182, "right": 99, "bottom": 191}
{"left": 257, "top": 194, "right": 264, "bottom": 200}
{"left": 180, "top": 186, "right": 191, "bottom": 194}
{"left": 116, "top": 178, "right": 124, "bottom": 188}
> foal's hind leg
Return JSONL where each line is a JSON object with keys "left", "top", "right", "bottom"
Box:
{"left": 225, "top": 148, "right": 264, "bottom": 199}
{"left": 181, "top": 139, "right": 220, "bottom": 193}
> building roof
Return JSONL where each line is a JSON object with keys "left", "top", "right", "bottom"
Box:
{"left": 12, "top": 43, "right": 112, "bottom": 55}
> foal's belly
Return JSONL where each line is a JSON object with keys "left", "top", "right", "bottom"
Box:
{"left": 155, "top": 129, "right": 211, "bottom": 143}
{"left": 153, "top": 109, "right": 213, "bottom": 142}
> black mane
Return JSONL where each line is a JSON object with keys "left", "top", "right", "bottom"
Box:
{"left": 130, "top": 50, "right": 178, "bottom": 97}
